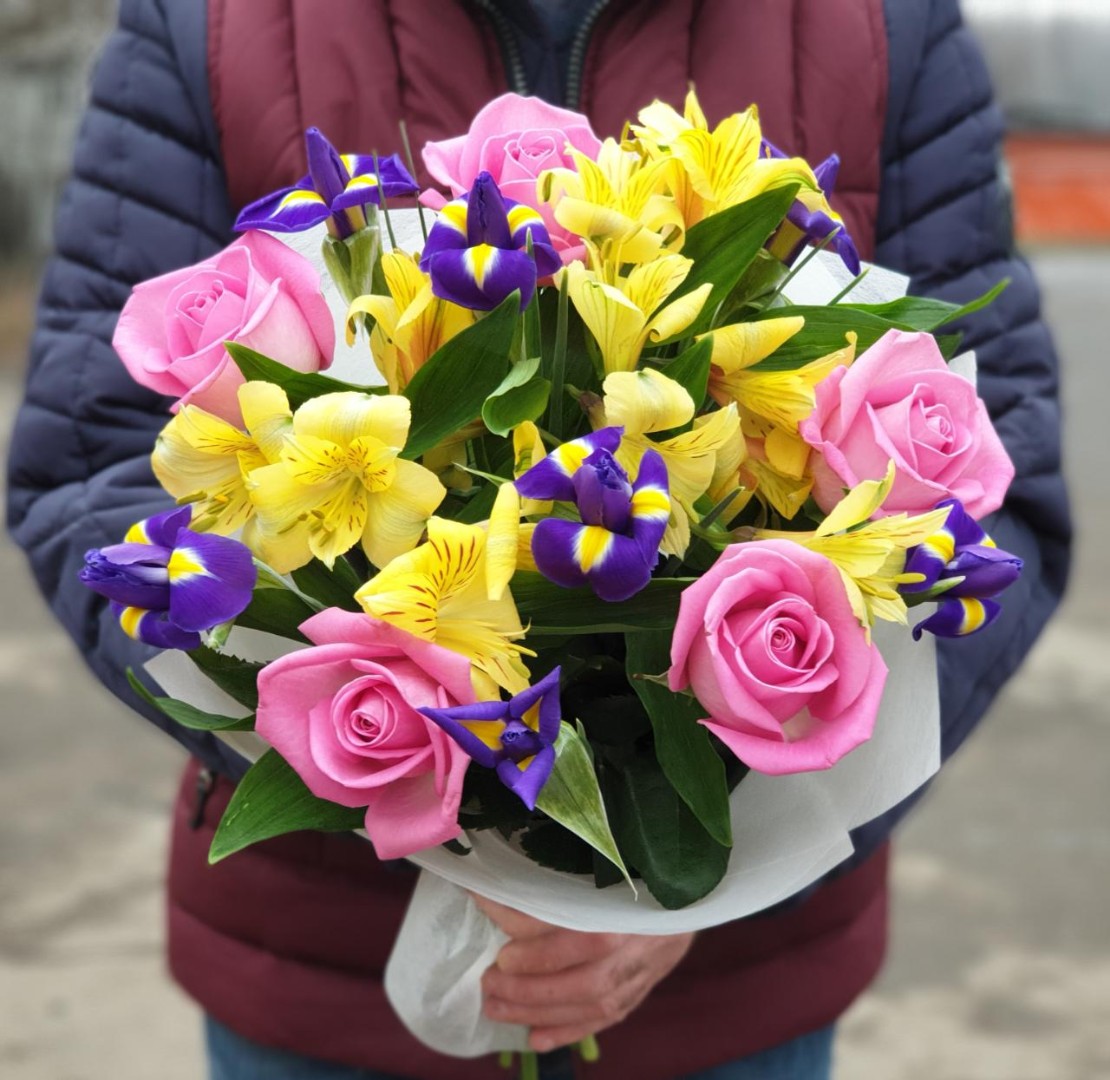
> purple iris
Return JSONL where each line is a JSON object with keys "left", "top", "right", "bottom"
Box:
{"left": 419, "top": 171, "right": 561, "bottom": 311}
{"left": 234, "top": 127, "right": 418, "bottom": 239}
{"left": 762, "top": 139, "right": 861, "bottom": 275}
{"left": 515, "top": 427, "right": 671, "bottom": 603}
{"left": 80, "top": 506, "right": 257, "bottom": 650}
{"left": 900, "top": 498, "right": 1023, "bottom": 640}
{"left": 419, "top": 667, "right": 562, "bottom": 810}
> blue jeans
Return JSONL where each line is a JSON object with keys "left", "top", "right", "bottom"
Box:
{"left": 206, "top": 1016, "right": 835, "bottom": 1080}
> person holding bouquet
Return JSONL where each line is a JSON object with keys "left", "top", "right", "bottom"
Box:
{"left": 7, "top": 1, "right": 1070, "bottom": 1078}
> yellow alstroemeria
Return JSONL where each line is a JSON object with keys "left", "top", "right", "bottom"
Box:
{"left": 631, "top": 92, "right": 818, "bottom": 228}
{"left": 565, "top": 256, "right": 711, "bottom": 375}
{"left": 484, "top": 480, "right": 539, "bottom": 601}
{"left": 538, "top": 139, "right": 684, "bottom": 265}
{"left": 597, "top": 368, "right": 740, "bottom": 556}
{"left": 247, "top": 392, "right": 445, "bottom": 572}
{"left": 346, "top": 250, "right": 475, "bottom": 393}
{"left": 149, "top": 381, "right": 318, "bottom": 569}
{"left": 511, "top": 421, "right": 552, "bottom": 516}
{"left": 355, "top": 517, "right": 532, "bottom": 698}
{"left": 756, "top": 463, "right": 951, "bottom": 630}
{"left": 703, "top": 321, "right": 855, "bottom": 432}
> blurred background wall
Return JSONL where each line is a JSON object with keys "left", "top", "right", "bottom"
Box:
{"left": 1, "top": 3, "right": 1107, "bottom": 1079}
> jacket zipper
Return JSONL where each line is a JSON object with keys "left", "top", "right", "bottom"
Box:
{"left": 471, "top": 0, "right": 529, "bottom": 95}
{"left": 190, "top": 767, "right": 216, "bottom": 829}
{"left": 474, "top": 0, "right": 612, "bottom": 107}
{"left": 564, "top": 0, "right": 611, "bottom": 109}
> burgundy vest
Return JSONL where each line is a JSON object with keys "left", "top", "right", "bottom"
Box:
{"left": 173, "top": 3, "right": 891, "bottom": 1075}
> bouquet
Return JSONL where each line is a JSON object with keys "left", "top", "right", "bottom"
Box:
{"left": 81, "top": 92, "right": 1022, "bottom": 1063}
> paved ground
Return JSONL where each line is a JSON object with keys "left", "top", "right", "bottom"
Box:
{"left": 0, "top": 249, "right": 1107, "bottom": 1079}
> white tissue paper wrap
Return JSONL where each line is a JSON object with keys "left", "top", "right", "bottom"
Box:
{"left": 144, "top": 230, "right": 965, "bottom": 1057}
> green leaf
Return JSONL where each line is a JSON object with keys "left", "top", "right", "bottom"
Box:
{"left": 126, "top": 668, "right": 255, "bottom": 731}
{"left": 609, "top": 755, "right": 729, "bottom": 909}
{"left": 535, "top": 722, "right": 632, "bottom": 886}
{"left": 226, "top": 342, "right": 384, "bottom": 409}
{"left": 233, "top": 588, "right": 314, "bottom": 642}
{"left": 519, "top": 819, "right": 594, "bottom": 875}
{"left": 749, "top": 305, "right": 909, "bottom": 371}
{"left": 402, "top": 293, "right": 518, "bottom": 458}
{"left": 291, "top": 558, "right": 363, "bottom": 612}
{"left": 657, "top": 185, "right": 800, "bottom": 342}
{"left": 452, "top": 482, "right": 499, "bottom": 525}
{"left": 839, "top": 279, "right": 1009, "bottom": 334}
{"left": 511, "top": 573, "right": 688, "bottom": 634}
{"left": 187, "top": 647, "right": 264, "bottom": 710}
{"left": 209, "top": 750, "right": 366, "bottom": 863}
{"left": 658, "top": 337, "right": 712, "bottom": 409}
{"left": 625, "top": 630, "right": 731, "bottom": 848}
{"left": 481, "top": 356, "right": 552, "bottom": 437}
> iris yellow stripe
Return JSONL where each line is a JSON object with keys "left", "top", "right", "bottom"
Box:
{"left": 344, "top": 175, "right": 380, "bottom": 192}
{"left": 118, "top": 606, "right": 147, "bottom": 640}
{"left": 124, "top": 521, "right": 151, "bottom": 544}
{"left": 925, "top": 530, "right": 956, "bottom": 564}
{"left": 167, "top": 547, "right": 208, "bottom": 583}
{"left": 552, "top": 441, "right": 590, "bottom": 477}
{"left": 507, "top": 205, "right": 542, "bottom": 232}
{"left": 959, "top": 598, "right": 987, "bottom": 634}
{"left": 279, "top": 190, "right": 327, "bottom": 209}
{"left": 467, "top": 244, "right": 499, "bottom": 288}
{"left": 576, "top": 525, "right": 614, "bottom": 573}
{"left": 439, "top": 203, "right": 468, "bottom": 235}
{"left": 630, "top": 486, "right": 670, "bottom": 520}
{"left": 460, "top": 719, "right": 506, "bottom": 751}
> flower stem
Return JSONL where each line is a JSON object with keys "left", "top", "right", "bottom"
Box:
{"left": 548, "top": 271, "right": 570, "bottom": 441}
{"left": 397, "top": 120, "right": 429, "bottom": 244}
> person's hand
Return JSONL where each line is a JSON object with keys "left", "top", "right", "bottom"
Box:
{"left": 473, "top": 894, "right": 695, "bottom": 1053}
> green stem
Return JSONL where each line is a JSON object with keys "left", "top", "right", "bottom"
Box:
{"left": 762, "top": 227, "right": 838, "bottom": 310}
{"left": 520, "top": 1051, "right": 539, "bottom": 1080}
{"left": 577, "top": 1034, "right": 601, "bottom": 1063}
{"left": 827, "top": 266, "right": 871, "bottom": 305}
{"left": 373, "top": 152, "right": 399, "bottom": 251}
{"left": 548, "top": 272, "right": 570, "bottom": 441}
{"left": 397, "top": 119, "right": 429, "bottom": 244}
{"left": 251, "top": 560, "right": 326, "bottom": 612}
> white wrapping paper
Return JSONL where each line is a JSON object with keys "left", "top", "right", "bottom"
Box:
{"left": 148, "top": 621, "right": 939, "bottom": 1056}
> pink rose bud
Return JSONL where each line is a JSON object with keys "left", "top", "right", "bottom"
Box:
{"left": 256, "top": 610, "right": 475, "bottom": 860}
{"left": 112, "top": 231, "right": 335, "bottom": 424}
{"left": 421, "top": 92, "right": 602, "bottom": 264}
{"left": 799, "top": 329, "right": 1015, "bottom": 519}
{"left": 669, "top": 540, "right": 888, "bottom": 775}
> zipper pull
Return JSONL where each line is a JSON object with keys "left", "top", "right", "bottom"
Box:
{"left": 190, "top": 767, "right": 216, "bottom": 830}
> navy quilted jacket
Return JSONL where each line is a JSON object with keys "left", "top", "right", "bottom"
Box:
{"left": 6, "top": 0, "right": 1071, "bottom": 856}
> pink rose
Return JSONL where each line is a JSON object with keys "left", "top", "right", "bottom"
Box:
{"left": 421, "top": 92, "right": 602, "bottom": 263}
{"left": 113, "top": 231, "right": 335, "bottom": 424}
{"left": 256, "top": 609, "right": 475, "bottom": 860}
{"left": 799, "top": 329, "right": 1014, "bottom": 518}
{"left": 668, "top": 540, "right": 888, "bottom": 775}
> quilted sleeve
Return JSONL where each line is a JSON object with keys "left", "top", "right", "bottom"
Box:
{"left": 847, "top": 0, "right": 1072, "bottom": 861}
{"left": 5, "top": 0, "right": 248, "bottom": 776}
